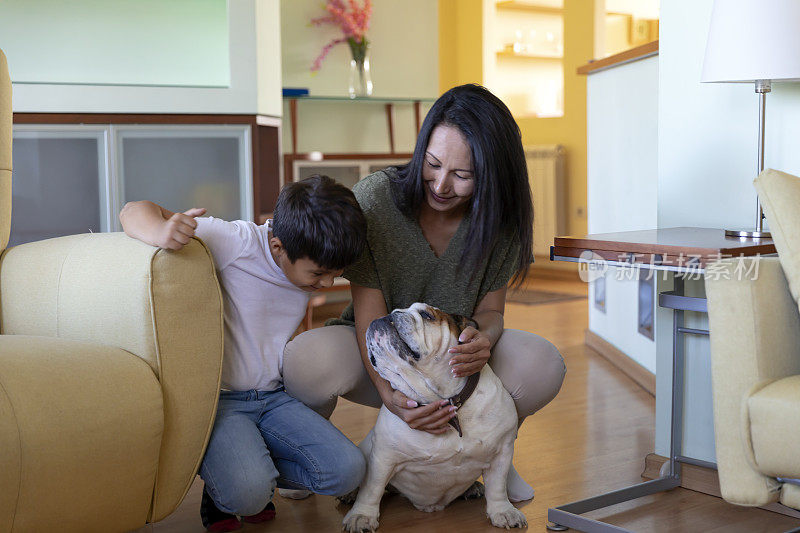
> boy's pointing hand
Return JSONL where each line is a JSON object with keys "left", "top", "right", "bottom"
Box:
{"left": 183, "top": 207, "right": 207, "bottom": 218}
{"left": 159, "top": 207, "right": 206, "bottom": 250}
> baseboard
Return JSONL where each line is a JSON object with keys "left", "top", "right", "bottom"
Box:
{"left": 642, "top": 453, "right": 800, "bottom": 519}
{"left": 531, "top": 256, "right": 580, "bottom": 278}
{"left": 641, "top": 453, "right": 723, "bottom": 497}
{"left": 584, "top": 330, "right": 655, "bottom": 396}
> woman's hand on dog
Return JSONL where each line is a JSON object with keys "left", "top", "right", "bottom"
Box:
{"left": 386, "top": 390, "right": 456, "bottom": 435}
{"left": 447, "top": 326, "right": 491, "bottom": 377}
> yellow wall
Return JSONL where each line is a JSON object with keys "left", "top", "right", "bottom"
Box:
{"left": 605, "top": 13, "right": 634, "bottom": 56}
{"left": 518, "top": 0, "right": 594, "bottom": 237}
{"left": 438, "top": 0, "right": 595, "bottom": 238}
{"left": 439, "top": 0, "right": 483, "bottom": 90}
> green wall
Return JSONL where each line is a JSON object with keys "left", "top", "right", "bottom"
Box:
{"left": 0, "top": 0, "right": 229, "bottom": 87}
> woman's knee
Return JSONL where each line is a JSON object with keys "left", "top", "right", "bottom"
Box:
{"left": 283, "top": 326, "right": 362, "bottom": 417}
{"left": 490, "top": 329, "right": 566, "bottom": 418}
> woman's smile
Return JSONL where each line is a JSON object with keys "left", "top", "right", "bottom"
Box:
{"left": 428, "top": 185, "right": 456, "bottom": 204}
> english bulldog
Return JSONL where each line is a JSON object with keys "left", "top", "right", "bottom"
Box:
{"left": 341, "top": 303, "right": 527, "bottom": 532}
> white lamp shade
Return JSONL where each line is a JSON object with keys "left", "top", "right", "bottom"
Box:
{"left": 702, "top": 0, "right": 800, "bottom": 83}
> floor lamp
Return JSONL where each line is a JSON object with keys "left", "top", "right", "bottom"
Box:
{"left": 701, "top": 0, "right": 800, "bottom": 239}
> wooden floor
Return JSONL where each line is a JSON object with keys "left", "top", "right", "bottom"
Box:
{"left": 141, "top": 274, "right": 800, "bottom": 533}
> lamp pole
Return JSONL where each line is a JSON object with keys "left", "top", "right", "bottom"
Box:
{"left": 755, "top": 79, "right": 769, "bottom": 235}
{"left": 725, "top": 79, "right": 772, "bottom": 239}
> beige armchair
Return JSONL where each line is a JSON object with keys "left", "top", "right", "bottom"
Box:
{"left": 0, "top": 49, "right": 225, "bottom": 532}
{"left": 705, "top": 169, "right": 800, "bottom": 512}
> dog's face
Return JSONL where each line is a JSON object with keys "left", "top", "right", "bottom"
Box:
{"left": 366, "top": 303, "right": 478, "bottom": 404}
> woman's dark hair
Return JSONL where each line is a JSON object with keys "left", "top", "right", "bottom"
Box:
{"left": 392, "top": 84, "right": 533, "bottom": 285}
{"left": 272, "top": 175, "right": 367, "bottom": 270}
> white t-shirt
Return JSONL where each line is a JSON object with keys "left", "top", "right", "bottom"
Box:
{"left": 195, "top": 217, "right": 310, "bottom": 391}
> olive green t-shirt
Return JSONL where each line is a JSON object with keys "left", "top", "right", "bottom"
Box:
{"left": 329, "top": 168, "right": 521, "bottom": 325}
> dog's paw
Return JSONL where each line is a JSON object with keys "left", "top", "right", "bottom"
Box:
{"left": 337, "top": 487, "right": 359, "bottom": 506}
{"left": 461, "top": 481, "right": 485, "bottom": 500}
{"left": 342, "top": 508, "right": 380, "bottom": 533}
{"left": 487, "top": 504, "right": 527, "bottom": 529}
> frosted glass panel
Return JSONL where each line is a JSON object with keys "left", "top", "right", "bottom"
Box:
{"left": 0, "top": 0, "right": 229, "bottom": 87}
{"left": 9, "top": 136, "right": 103, "bottom": 247}
{"left": 121, "top": 134, "right": 245, "bottom": 221}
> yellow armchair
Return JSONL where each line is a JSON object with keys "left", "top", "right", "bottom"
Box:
{"left": 705, "top": 256, "right": 800, "bottom": 510}
{"left": 0, "top": 49, "right": 224, "bottom": 532}
{"left": 705, "top": 168, "right": 800, "bottom": 512}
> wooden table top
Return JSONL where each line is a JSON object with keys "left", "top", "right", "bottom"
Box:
{"left": 552, "top": 227, "right": 776, "bottom": 268}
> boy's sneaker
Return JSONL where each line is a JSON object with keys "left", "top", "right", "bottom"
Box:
{"left": 242, "top": 501, "right": 277, "bottom": 524}
{"left": 278, "top": 488, "right": 312, "bottom": 500}
{"left": 200, "top": 488, "right": 242, "bottom": 532}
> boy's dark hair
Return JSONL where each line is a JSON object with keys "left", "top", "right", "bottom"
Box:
{"left": 272, "top": 175, "right": 366, "bottom": 270}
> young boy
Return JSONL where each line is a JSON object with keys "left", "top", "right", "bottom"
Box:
{"left": 120, "top": 175, "right": 368, "bottom": 532}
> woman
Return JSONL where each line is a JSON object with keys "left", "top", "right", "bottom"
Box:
{"left": 283, "top": 84, "right": 566, "bottom": 502}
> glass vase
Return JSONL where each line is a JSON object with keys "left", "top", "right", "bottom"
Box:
{"left": 347, "top": 38, "right": 373, "bottom": 98}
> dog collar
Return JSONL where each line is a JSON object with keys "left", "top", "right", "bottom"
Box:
{"left": 445, "top": 372, "right": 480, "bottom": 438}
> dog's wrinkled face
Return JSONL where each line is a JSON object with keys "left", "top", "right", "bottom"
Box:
{"left": 366, "top": 303, "right": 477, "bottom": 404}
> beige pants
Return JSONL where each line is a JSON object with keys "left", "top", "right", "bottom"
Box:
{"left": 283, "top": 326, "right": 566, "bottom": 421}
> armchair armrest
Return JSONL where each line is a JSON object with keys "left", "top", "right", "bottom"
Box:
{"left": 705, "top": 256, "right": 800, "bottom": 506}
{"left": 0, "top": 232, "right": 224, "bottom": 521}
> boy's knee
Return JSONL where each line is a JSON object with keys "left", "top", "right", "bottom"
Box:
{"left": 313, "top": 444, "right": 365, "bottom": 497}
{"left": 217, "top": 475, "right": 276, "bottom": 516}
{"left": 332, "top": 445, "right": 367, "bottom": 496}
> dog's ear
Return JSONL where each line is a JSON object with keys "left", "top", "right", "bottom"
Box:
{"left": 451, "top": 314, "right": 478, "bottom": 335}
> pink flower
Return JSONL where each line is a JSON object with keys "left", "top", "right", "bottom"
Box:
{"left": 310, "top": 0, "right": 372, "bottom": 71}
{"left": 311, "top": 37, "right": 346, "bottom": 72}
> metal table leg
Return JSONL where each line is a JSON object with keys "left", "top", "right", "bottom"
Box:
{"left": 547, "top": 274, "right": 709, "bottom": 532}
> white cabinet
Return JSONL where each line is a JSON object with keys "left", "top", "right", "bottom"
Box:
{"left": 10, "top": 124, "right": 253, "bottom": 246}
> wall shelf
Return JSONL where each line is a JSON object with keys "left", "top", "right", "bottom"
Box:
{"left": 281, "top": 95, "right": 436, "bottom": 104}
{"left": 495, "top": 1, "right": 562, "bottom": 15}
{"left": 487, "top": 1, "right": 565, "bottom": 118}
{"left": 496, "top": 51, "right": 562, "bottom": 60}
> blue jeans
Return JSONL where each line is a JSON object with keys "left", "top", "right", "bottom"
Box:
{"left": 199, "top": 388, "right": 365, "bottom": 516}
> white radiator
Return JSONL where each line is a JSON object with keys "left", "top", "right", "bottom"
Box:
{"left": 525, "top": 144, "right": 566, "bottom": 257}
